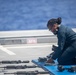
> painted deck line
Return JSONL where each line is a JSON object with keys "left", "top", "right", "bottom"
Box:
{"left": 0, "top": 45, "right": 16, "bottom": 55}
{"left": 5, "top": 44, "right": 56, "bottom": 49}
{"left": 0, "top": 29, "right": 75, "bottom": 38}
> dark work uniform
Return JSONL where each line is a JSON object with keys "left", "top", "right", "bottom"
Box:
{"left": 52, "top": 25, "right": 76, "bottom": 65}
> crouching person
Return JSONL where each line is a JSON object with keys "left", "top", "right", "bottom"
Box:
{"left": 46, "top": 17, "right": 76, "bottom": 65}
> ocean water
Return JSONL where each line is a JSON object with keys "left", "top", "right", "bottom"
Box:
{"left": 0, "top": 0, "right": 76, "bottom": 31}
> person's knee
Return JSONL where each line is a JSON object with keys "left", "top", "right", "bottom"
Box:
{"left": 57, "top": 58, "right": 76, "bottom": 65}
{"left": 57, "top": 58, "right": 65, "bottom": 65}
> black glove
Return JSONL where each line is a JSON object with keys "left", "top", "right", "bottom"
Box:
{"left": 52, "top": 45, "right": 58, "bottom": 52}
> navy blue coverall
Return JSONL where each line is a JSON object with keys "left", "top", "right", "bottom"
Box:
{"left": 52, "top": 25, "right": 76, "bottom": 65}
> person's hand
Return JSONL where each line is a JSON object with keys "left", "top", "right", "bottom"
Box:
{"left": 52, "top": 45, "right": 58, "bottom": 52}
{"left": 46, "top": 58, "right": 55, "bottom": 63}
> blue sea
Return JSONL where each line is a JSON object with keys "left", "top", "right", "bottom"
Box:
{"left": 0, "top": 0, "right": 76, "bottom": 31}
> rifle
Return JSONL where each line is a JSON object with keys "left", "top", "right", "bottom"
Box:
{"left": 0, "top": 60, "right": 29, "bottom": 64}
{"left": 4, "top": 70, "right": 50, "bottom": 75}
{"left": 0, "top": 65, "right": 39, "bottom": 69}
{"left": 57, "top": 65, "right": 76, "bottom": 72}
{"left": 38, "top": 45, "right": 58, "bottom": 62}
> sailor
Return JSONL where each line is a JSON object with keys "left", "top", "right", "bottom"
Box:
{"left": 46, "top": 17, "right": 76, "bottom": 65}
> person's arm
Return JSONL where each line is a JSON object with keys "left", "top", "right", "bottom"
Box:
{"left": 52, "top": 31, "right": 66, "bottom": 60}
{"left": 46, "top": 36, "right": 65, "bottom": 63}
